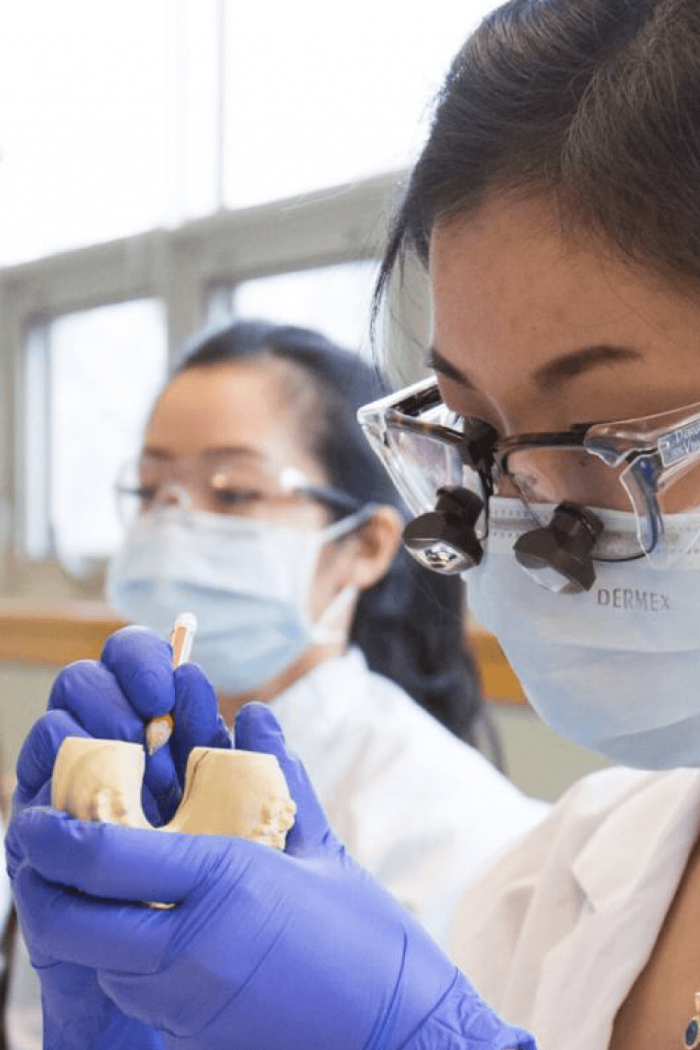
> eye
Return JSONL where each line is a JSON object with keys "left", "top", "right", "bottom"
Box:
{"left": 440, "top": 398, "right": 503, "bottom": 438}
{"left": 437, "top": 376, "right": 505, "bottom": 434}
{"left": 452, "top": 412, "right": 488, "bottom": 434}
{"left": 211, "top": 486, "right": 265, "bottom": 507}
{"left": 127, "top": 485, "right": 158, "bottom": 508}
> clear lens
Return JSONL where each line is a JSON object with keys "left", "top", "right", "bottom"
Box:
{"left": 654, "top": 452, "right": 700, "bottom": 514}
{"left": 116, "top": 457, "right": 195, "bottom": 527}
{"left": 358, "top": 381, "right": 492, "bottom": 526}
{"left": 642, "top": 453, "right": 700, "bottom": 565}
{"left": 380, "top": 424, "right": 484, "bottom": 517}
{"left": 503, "top": 446, "right": 646, "bottom": 560}
{"left": 115, "top": 458, "right": 154, "bottom": 527}
{"left": 115, "top": 454, "right": 283, "bottom": 527}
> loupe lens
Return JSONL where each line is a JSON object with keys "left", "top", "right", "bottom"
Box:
{"left": 504, "top": 446, "right": 645, "bottom": 561}
{"left": 381, "top": 426, "right": 485, "bottom": 520}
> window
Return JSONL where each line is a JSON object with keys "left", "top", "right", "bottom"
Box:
{"left": 26, "top": 299, "right": 168, "bottom": 567}
{"left": 3, "top": 0, "right": 501, "bottom": 587}
{"left": 223, "top": 2, "right": 498, "bottom": 206}
{"left": 0, "top": 0, "right": 500, "bottom": 265}
{"left": 210, "top": 261, "right": 379, "bottom": 358}
{"left": 0, "top": 0, "right": 223, "bottom": 265}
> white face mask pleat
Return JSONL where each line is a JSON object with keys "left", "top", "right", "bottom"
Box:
{"left": 465, "top": 496, "right": 700, "bottom": 769}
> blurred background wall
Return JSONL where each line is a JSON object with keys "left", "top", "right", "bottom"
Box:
{"left": 0, "top": 0, "right": 609, "bottom": 798}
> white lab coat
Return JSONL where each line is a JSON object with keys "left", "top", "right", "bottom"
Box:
{"left": 451, "top": 763, "right": 700, "bottom": 1050}
{"left": 5, "top": 935, "right": 42, "bottom": 1050}
{"left": 268, "top": 646, "right": 548, "bottom": 947}
{"left": 0, "top": 815, "right": 42, "bottom": 1050}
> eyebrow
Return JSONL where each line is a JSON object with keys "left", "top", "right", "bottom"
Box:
{"left": 425, "top": 348, "right": 476, "bottom": 387}
{"left": 426, "top": 344, "right": 642, "bottom": 393}
{"left": 141, "top": 444, "right": 265, "bottom": 459}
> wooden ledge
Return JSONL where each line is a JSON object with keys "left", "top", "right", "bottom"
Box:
{"left": 469, "top": 623, "right": 526, "bottom": 704}
{"left": 0, "top": 599, "right": 125, "bottom": 666}
{"left": 0, "top": 600, "right": 527, "bottom": 704}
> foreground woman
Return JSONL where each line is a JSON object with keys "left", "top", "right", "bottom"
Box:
{"left": 9, "top": 0, "right": 700, "bottom": 1047}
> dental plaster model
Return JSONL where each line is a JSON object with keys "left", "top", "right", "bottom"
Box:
{"left": 52, "top": 737, "right": 296, "bottom": 849}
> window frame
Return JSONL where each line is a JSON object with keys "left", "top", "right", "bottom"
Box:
{"left": 0, "top": 170, "right": 414, "bottom": 595}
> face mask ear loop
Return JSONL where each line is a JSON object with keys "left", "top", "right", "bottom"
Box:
{"left": 308, "top": 504, "right": 378, "bottom": 644}
{"left": 322, "top": 502, "right": 381, "bottom": 544}
{"left": 310, "top": 584, "right": 359, "bottom": 645}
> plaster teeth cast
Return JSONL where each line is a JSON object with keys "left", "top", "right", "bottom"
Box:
{"left": 52, "top": 736, "right": 296, "bottom": 848}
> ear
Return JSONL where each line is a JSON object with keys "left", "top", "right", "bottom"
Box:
{"left": 347, "top": 505, "right": 404, "bottom": 591}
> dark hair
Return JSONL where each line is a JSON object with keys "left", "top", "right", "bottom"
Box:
{"left": 173, "top": 319, "right": 496, "bottom": 756}
{"left": 376, "top": 0, "right": 700, "bottom": 305}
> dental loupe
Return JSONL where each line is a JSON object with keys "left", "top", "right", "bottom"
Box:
{"left": 512, "top": 501, "right": 604, "bottom": 593}
{"left": 402, "top": 486, "right": 485, "bottom": 574}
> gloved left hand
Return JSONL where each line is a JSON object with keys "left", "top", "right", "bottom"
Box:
{"left": 7, "top": 626, "right": 229, "bottom": 1050}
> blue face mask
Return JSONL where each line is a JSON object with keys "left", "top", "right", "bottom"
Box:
{"left": 106, "top": 507, "right": 367, "bottom": 695}
{"left": 466, "top": 496, "right": 700, "bottom": 769}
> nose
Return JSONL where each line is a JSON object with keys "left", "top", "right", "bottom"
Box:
{"left": 155, "top": 483, "right": 192, "bottom": 511}
{"left": 497, "top": 449, "right": 571, "bottom": 503}
{"left": 494, "top": 472, "right": 521, "bottom": 499}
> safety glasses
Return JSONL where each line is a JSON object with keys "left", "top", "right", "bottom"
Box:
{"left": 115, "top": 452, "right": 362, "bottom": 528}
{"left": 358, "top": 376, "right": 700, "bottom": 568}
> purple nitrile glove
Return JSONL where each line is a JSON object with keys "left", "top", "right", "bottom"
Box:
{"left": 42, "top": 625, "right": 231, "bottom": 824}
{"left": 7, "top": 625, "right": 230, "bottom": 1050}
{"left": 8, "top": 698, "right": 536, "bottom": 1050}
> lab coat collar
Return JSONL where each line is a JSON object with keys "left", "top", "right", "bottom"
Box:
{"left": 571, "top": 767, "right": 700, "bottom": 912}
{"left": 269, "top": 646, "right": 367, "bottom": 715}
{"left": 531, "top": 768, "right": 700, "bottom": 1050}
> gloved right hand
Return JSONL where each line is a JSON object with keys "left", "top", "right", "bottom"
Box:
{"left": 32, "top": 625, "right": 231, "bottom": 826}
{"left": 9, "top": 703, "right": 536, "bottom": 1050}
{"left": 7, "top": 626, "right": 227, "bottom": 1050}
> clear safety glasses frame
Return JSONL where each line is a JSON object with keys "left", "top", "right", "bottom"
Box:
{"left": 115, "top": 455, "right": 363, "bottom": 528}
{"left": 357, "top": 376, "right": 700, "bottom": 566}
{"left": 357, "top": 376, "right": 497, "bottom": 539}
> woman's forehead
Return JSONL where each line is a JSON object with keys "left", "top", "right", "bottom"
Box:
{"left": 431, "top": 193, "right": 641, "bottom": 323}
{"left": 145, "top": 360, "right": 315, "bottom": 467}
{"left": 428, "top": 192, "right": 700, "bottom": 394}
